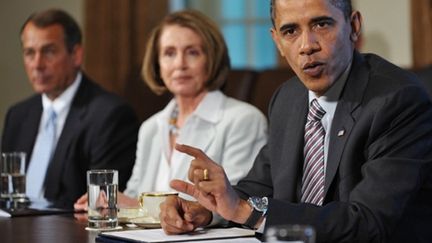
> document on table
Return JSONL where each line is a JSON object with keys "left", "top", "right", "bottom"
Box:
{"left": 99, "top": 227, "right": 259, "bottom": 243}
{"left": 0, "top": 209, "right": 11, "bottom": 217}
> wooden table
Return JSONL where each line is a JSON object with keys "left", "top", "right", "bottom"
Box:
{"left": 0, "top": 214, "right": 99, "bottom": 243}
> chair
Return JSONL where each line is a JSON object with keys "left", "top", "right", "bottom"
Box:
{"left": 249, "top": 68, "right": 295, "bottom": 116}
{"left": 222, "top": 69, "right": 258, "bottom": 102}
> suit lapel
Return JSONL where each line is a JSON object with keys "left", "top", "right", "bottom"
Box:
{"left": 22, "top": 97, "right": 43, "bottom": 169}
{"left": 44, "top": 77, "right": 90, "bottom": 197}
{"left": 324, "top": 52, "right": 369, "bottom": 196}
{"left": 272, "top": 80, "right": 308, "bottom": 202}
{"left": 289, "top": 94, "right": 308, "bottom": 202}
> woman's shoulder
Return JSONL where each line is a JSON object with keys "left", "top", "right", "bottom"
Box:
{"left": 224, "top": 95, "right": 265, "bottom": 117}
{"left": 138, "top": 109, "right": 165, "bottom": 135}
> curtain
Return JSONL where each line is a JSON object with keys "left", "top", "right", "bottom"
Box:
{"left": 83, "top": 0, "right": 171, "bottom": 121}
{"left": 411, "top": 0, "right": 432, "bottom": 69}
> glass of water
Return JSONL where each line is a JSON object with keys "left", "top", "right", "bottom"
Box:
{"left": 265, "top": 224, "right": 316, "bottom": 243}
{"left": 1, "top": 152, "right": 27, "bottom": 200}
{"left": 87, "top": 169, "right": 118, "bottom": 230}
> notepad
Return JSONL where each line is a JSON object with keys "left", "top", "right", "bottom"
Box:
{"left": 99, "top": 227, "right": 258, "bottom": 243}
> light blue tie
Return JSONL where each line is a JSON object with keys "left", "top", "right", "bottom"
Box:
{"left": 26, "top": 108, "right": 57, "bottom": 199}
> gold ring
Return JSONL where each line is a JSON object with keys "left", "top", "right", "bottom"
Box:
{"left": 203, "top": 168, "right": 209, "bottom": 181}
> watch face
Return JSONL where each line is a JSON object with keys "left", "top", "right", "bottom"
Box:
{"left": 249, "top": 196, "right": 268, "bottom": 212}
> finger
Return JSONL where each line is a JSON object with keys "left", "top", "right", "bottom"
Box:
{"left": 183, "top": 202, "right": 212, "bottom": 226}
{"left": 76, "top": 193, "right": 88, "bottom": 204}
{"left": 73, "top": 202, "right": 88, "bottom": 211}
{"left": 160, "top": 198, "right": 194, "bottom": 234}
{"left": 188, "top": 159, "right": 201, "bottom": 182}
{"left": 175, "top": 144, "right": 211, "bottom": 161}
{"left": 193, "top": 168, "right": 209, "bottom": 182}
{"left": 161, "top": 221, "right": 194, "bottom": 235}
{"left": 170, "top": 179, "right": 197, "bottom": 197}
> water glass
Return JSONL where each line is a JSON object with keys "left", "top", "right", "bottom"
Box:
{"left": 265, "top": 224, "right": 316, "bottom": 243}
{"left": 87, "top": 169, "right": 118, "bottom": 230}
{"left": 1, "top": 152, "right": 26, "bottom": 199}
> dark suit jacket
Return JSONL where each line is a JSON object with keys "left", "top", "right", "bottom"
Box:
{"left": 235, "top": 52, "right": 432, "bottom": 243}
{"left": 1, "top": 74, "right": 140, "bottom": 208}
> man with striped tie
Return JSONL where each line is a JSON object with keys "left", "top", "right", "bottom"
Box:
{"left": 159, "top": 0, "right": 432, "bottom": 242}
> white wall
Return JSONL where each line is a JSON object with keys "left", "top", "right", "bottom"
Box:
{"left": 353, "top": 0, "right": 412, "bottom": 68}
{"left": 0, "top": 0, "right": 82, "bottom": 136}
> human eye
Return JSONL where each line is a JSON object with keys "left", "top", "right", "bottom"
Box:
{"left": 280, "top": 24, "right": 298, "bottom": 38}
{"left": 187, "top": 48, "right": 201, "bottom": 56}
{"left": 41, "top": 46, "right": 57, "bottom": 58}
{"left": 313, "top": 18, "right": 335, "bottom": 30}
{"left": 23, "top": 49, "right": 35, "bottom": 59}
{"left": 162, "top": 48, "right": 176, "bottom": 57}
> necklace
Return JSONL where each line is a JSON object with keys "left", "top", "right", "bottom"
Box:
{"left": 169, "top": 105, "right": 179, "bottom": 137}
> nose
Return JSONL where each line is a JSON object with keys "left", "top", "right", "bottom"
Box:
{"left": 173, "top": 53, "right": 187, "bottom": 69}
{"left": 299, "top": 31, "right": 319, "bottom": 56}
{"left": 32, "top": 52, "right": 46, "bottom": 70}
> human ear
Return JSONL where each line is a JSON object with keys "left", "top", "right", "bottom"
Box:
{"left": 349, "top": 11, "right": 362, "bottom": 42}
{"left": 270, "top": 28, "right": 285, "bottom": 57}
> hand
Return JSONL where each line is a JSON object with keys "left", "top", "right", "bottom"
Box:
{"left": 73, "top": 192, "right": 139, "bottom": 211}
{"left": 160, "top": 195, "right": 212, "bottom": 235}
{"left": 172, "top": 144, "right": 252, "bottom": 224}
{"left": 117, "top": 192, "right": 140, "bottom": 208}
{"left": 74, "top": 193, "right": 88, "bottom": 211}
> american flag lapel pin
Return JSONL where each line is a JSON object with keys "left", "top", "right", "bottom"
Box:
{"left": 337, "top": 129, "right": 345, "bottom": 137}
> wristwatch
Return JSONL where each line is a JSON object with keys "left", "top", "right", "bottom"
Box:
{"left": 244, "top": 196, "right": 268, "bottom": 229}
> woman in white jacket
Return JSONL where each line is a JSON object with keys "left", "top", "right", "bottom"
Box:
{"left": 75, "top": 9, "right": 267, "bottom": 209}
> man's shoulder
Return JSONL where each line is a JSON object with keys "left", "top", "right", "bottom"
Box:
{"left": 362, "top": 53, "right": 420, "bottom": 87}
{"left": 359, "top": 54, "right": 428, "bottom": 103}
{"left": 7, "top": 94, "right": 41, "bottom": 114}
{"left": 76, "top": 76, "right": 130, "bottom": 108}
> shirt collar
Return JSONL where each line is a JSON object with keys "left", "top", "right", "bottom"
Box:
{"left": 308, "top": 61, "right": 352, "bottom": 112}
{"left": 160, "top": 90, "right": 224, "bottom": 124}
{"left": 42, "top": 72, "right": 82, "bottom": 115}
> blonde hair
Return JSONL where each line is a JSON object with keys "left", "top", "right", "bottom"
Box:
{"left": 142, "top": 9, "right": 230, "bottom": 95}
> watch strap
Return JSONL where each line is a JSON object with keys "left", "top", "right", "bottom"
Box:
{"left": 244, "top": 206, "right": 263, "bottom": 229}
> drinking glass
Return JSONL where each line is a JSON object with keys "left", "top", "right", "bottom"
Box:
{"left": 1, "top": 152, "right": 26, "bottom": 199}
{"left": 265, "top": 224, "right": 316, "bottom": 243}
{"left": 87, "top": 169, "right": 118, "bottom": 230}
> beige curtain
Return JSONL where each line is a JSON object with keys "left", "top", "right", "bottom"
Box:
{"left": 83, "top": 0, "right": 171, "bottom": 121}
{"left": 411, "top": 0, "right": 432, "bottom": 69}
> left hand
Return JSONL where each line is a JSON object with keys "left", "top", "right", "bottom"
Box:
{"left": 159, "top": 195, "right": 212, "bottom": 234}
{"left": 171, "top": 144, "right": 251, "bottom": 224}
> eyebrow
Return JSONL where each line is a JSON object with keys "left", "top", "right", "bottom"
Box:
{"left": 310, "top": 16, "right": 336, "bottom": 25}
{"left": 278, "top": 15, "right": 336, "bottom": 32}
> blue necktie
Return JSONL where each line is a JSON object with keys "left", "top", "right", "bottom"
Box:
{"left": 26, "top": 108, "right": 57, "bottom": 199}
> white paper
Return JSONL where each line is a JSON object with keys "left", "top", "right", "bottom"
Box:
{"left": 101, "top": 227, "right": 256, "bottom": 243}
{"left": 0, "top": 208, "right": 11, "bottom": 217}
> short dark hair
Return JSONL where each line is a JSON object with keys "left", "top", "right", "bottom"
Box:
{"left": 270, "top": 0, "right": 352, "bottom": 27}
{"left": 142, "top": 9, "right": 231, "bottom": 95}
{"left": 20, "top": 9, "right": 82, "bottom": 53}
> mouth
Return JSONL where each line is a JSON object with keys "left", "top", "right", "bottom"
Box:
{"left": 173, "top": 75, "right": 192, "bottom": 82}
{"left": 302, "top": 62, "right": 324, "bottom": 77}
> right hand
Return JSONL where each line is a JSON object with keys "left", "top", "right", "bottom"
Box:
{"left": 159, "top": 195, "right": 212, "bottom": 235}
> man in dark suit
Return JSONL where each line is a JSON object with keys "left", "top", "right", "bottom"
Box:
{"left": 159, "top": 0, "right": 432, "bottom": 242}
{"left": 1, "top": 9, "right": 139, "bottom": 208}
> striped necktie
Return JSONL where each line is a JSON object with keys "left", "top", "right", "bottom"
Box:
{"left": 301, "top": 99, "right": 326, "bottom": 205}
{"left": 26, "top": 107, "right": 57, "bottom": 199}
